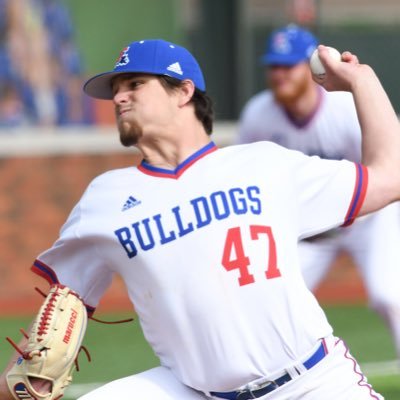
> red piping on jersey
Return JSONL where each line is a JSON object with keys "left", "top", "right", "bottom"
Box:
{"left": 321, "top": 337, "right": 328, "bottom": 355}
{"left": 337, "top": 338, "right": 381, "bottom": 399}
{"left": 342, "top": 163, "right": 368, "bottom": 227}
{"left": 31, "top": 259, "right": 96, "bottom": 317}
{"left": 137, "top": 141, "right": 218, "bottom": 179}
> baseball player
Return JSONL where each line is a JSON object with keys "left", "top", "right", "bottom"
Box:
{"left": 237, "top": 24, "right": 400, "bottom": 360}
{"left": 1, "top": 38, "right": 400, "bottom": 400}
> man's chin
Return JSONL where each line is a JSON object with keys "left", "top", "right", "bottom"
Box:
{"left": 274, "top": 92, "right": 297, "bottom": 106}
{"left": 120, "top": 133, "right": 138, "bottom": 147}
{"left": 118, "top": 122, "right": 139, "bottom": 147}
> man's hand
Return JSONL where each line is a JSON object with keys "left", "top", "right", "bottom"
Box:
{"left": 312, "top": 44, "right": 373, "bottom": 93}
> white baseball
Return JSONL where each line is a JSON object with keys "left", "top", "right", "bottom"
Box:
{"left": 310, "top": 47, "right": 341, "bottom": 76}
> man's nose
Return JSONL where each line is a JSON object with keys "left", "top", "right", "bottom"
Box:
{"left": 113, "top": 90, "right": 129, "bottom": 104}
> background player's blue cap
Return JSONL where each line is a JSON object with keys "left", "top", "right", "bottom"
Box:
{"left": 83, "top": 39, "right": 206, "bottom": 99}
{"left": 261, "top": 24, "right": 318, "bottom": 66}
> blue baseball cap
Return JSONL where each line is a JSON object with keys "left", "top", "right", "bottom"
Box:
{"left": 262, "top": 24, "right": 318, "bottom": 66}
{"left": 84, "top": 39, "right": 206, "bottom": 99}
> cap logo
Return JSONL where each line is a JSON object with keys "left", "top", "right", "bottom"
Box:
{"left": 167, "top": 62, "right": 183, "bottom": 75}
{"left": 115, "top": 46, "right": 130, "bottom": 68}
{"left": 83, "top": 39, "right": 206, "bottom": 98}
{"left": 272, "top": 32, "right": 291, "bottom": 55}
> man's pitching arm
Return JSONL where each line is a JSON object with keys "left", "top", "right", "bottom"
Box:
{"left": 315, "top": 45, "right": 400, "bottom": 215}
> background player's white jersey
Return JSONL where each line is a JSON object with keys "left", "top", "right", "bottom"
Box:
{"left": 31, "top": 142, "right": 366, "bottom": 393}
{"left": 237, "top": 88, "right": 361, "bottom": 162}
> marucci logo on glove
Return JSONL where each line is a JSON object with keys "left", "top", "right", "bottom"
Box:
{"left": 63, "top": 308, "right": 79, "bottom": 344}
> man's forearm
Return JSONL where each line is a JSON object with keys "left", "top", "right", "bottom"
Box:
{"left": 314, "top": 45, "right": 400, "bottom": 214}
{"left": 0, "top": 375, "right": 14, "bottom": 400}
{"left": 352, "top": 65, "right": 400, "bottom": 213}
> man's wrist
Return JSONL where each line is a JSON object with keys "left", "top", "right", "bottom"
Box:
{"left": 0, "top": 373, "right": 13, "bottom": 400}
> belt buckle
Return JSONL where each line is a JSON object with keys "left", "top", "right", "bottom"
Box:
{"left": 236, "top": 389, "right": 255, "bottom": 400}
{"left": 236, "top": 389, "right": 251, "bottom": 400}
{"left": 236, "top": 380, "right": 277, "bottom": 400}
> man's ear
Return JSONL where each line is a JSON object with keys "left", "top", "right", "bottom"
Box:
{"left": 178, "top": 79, "right": 196, "bottom": 106}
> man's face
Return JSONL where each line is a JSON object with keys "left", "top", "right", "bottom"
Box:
{"left": 267, "top": 62, "right": 312, "bottom": 105}
{"left": 111, "top": 74, "right": 179, "bottom": 147}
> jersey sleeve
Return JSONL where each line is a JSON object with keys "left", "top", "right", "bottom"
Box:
{"left": 31, "top": 198, "right": 113, "bottom": 313}
{"left": 292, "top": 152, "right": 368, "bottom": 239}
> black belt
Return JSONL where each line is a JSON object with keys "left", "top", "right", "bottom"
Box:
{"left": 210, "top": 341, "right": 327, "bottom": 400}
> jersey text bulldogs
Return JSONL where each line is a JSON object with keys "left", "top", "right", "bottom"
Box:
{"left": 115, "top": 186, "right": 262, "bottom": 258}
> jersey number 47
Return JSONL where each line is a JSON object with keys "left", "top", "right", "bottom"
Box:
{"left": 222, "top": 225, "right": 281, "bottom": 286}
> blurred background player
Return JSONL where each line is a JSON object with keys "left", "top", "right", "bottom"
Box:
{"left": 0, "top": 0, "right": 92, "bottom": 128}
{"left": 237, "top": 24, "right": 400, "bottom": 360}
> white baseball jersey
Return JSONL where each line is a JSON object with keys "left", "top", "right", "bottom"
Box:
{"left": 237, "top": 88, "right": 361, "bottom": 162}
{"left": 31, "top": 141, "right": 366, "bottom": 393}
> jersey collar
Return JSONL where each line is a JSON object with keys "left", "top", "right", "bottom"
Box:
{"left": 138, "top": 141, "right": 217, "bottom": 179}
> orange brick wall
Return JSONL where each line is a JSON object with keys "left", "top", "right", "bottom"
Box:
{"left": 0, "top": 153, "right": 366, "bottom": 316}
{"left": 0, "top": 152, "right": 143, "bottom": 316}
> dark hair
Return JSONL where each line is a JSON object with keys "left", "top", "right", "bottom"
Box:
{"left": 158, "top": 76, "right": 214, "bottom": 135}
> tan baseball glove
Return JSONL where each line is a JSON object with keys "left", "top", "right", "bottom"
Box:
{"left": 6, "top": 284, "right": 88, "bottom": 400}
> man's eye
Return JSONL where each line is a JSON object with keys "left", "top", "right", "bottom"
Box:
{"left": 130, "top": 81, "right": 142, "bottom": 89}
